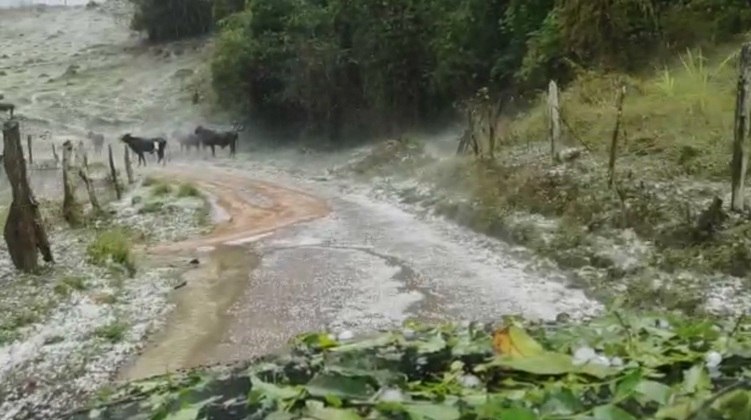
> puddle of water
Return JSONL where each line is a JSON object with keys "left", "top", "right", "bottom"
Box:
{"left": 119, "top": 244, "right": 259, "bottom": 381}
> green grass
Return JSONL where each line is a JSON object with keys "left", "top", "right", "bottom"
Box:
{"left": 507, "top": 45, "right": 740, "bottom": 179}
{"left": 94, "top": 321, "right": 127, "bottom": 343}
{"left": 53, "top": 275, "right": 88, "bottom": 296}
{"left": 177, "top": 182, "right": 201, "bottom": 198}
{"left": 87, "top": 228, "right": 136, "bottom": 276}
{"left": 151, "top": 182, "right": 172, "bottom": 196}
{"left": 141, "top": 176, "right": 158, "bottom": 187}
{"left": 138, "top": 201, "right": 164, "bottom": 214}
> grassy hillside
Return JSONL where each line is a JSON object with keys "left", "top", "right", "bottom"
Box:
{"left": 507, "top": 43, "right": 743, "bottom": 180}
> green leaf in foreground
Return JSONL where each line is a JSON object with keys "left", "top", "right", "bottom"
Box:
{"left": 249, "top": 375, "right": 301, "bottom": 403}
{"left": 73, "top": 313, "right": 751, "bottom": 420}
{"left": 305, "top": 373, "right": 374, "bottom": 400}
{"left": 305, "top": 400, "right": 362, "bottom": 420}
{"left": 593, "top": 404, "right": 637, "bottom": 420}
{"left": 479, "top": 351, "right": 617, "bottom": 379}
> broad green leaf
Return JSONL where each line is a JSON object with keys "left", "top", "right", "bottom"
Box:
{"left": 682, "top": 365, "right": 710, "bottom": 394}
{"left": 415, "top": 333, "right": 447, "bottom": 354}
{"left": 325, "top": 394, "right": 343, "bottom": 408}
{"left": 714, "top": 390, "right": 751, "bottom": 419}
{"left": 498, "top": 407, "right": 537, "bottom": 420}
{"left": 492, "top": 325, "right": 544, "bottom": 357}
{"left": 615, "top": 369, "right": 642, "bottom": 400}
{"left": 331, "top": 334, "right": 397, "bottom": 353}
{"left": 593, "top": 404, "right": 637, "bottom": 420}
{"left": 402, "top": 402, "right": 461, "bottom": 420}
{"left": 326, "top": 365, "right": 403, "bottom": 386}
{"left": 540, "top": 389, "right": 583, "bottom": 416}
{"left": 305, "top": 400, "right": 362, "bottom": 420}
{"left": 635, "top": 380, "right": 672, "bottom": 405}
{"left": 296, "top": 332, "right": 339, "bottom": 350}
{"left": 655, "top": 399, "right": 699, "bottom": 419}
{"left": 485, "top": 352, "right": 615, "bottom": 378}
{"left": 250, "top": 376, "right": 301, "bottom": 401}
{"left": 163, "top": 406, "right": 200, "bottom": 420}
{"left": 265, "top": 413, "right": 296, "bottom": 420}
{"left": 305, "top": 373, "right": 374, "bottom": 400}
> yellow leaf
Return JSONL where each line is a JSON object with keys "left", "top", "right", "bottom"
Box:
{"left": 492, "top": 325, "right": 544, "bottom": 357}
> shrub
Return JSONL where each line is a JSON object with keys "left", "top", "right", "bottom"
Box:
{"left": 129, "top": 0, "right": 213, "bottom": 42}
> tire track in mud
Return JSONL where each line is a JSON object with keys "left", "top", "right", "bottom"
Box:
{"left": 120, "top": 164, "right": 330, "bottom": 380}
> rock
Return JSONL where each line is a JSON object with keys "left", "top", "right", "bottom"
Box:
{"left": 189, "top": 258, "right": 199, "bottom": 265}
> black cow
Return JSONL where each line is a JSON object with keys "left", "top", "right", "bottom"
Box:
{"left": 86, "top": 131, "right": 105, "bottom": 155}
{"left": 121, "top": 133, "right": 166, "bottom": 166}
{"left": 194, "top": 122, "right": 244, "bottom": 158}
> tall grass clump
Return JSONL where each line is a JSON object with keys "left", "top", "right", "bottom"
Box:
{"left": 177, "top": 183, "right": 201, "bottom": 198}
{"left": 87, "top": 228, "right": 136, "bottom": 276}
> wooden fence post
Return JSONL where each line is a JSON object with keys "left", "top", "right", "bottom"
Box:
{"left": 78, "top": 151, "right": 101, "bottom": 214}
{"left": 108, "top": 144, "right": 121, "bottom": 199}
{"left": 52, "top": 143, "right": 59, "bottom": 165}
{"left": 26, "top": 134, "right": 32, "bottom": 165}
{"left": 124, "top": 145, "right": 134, "bottom": 184}
{"left": 2, "top": 120, "right": 53, "bottom": 271}
{"left": 548, "top": 80, "right": 561, "bottom": 163}
{"left": 608, "top": 85, "right": 627, "bottom": 188}
{"left": 62, "top": 140, "right": 81, "bottom": 226}
{"left": 731, "top": 43, "right": 751, "bottom": 211}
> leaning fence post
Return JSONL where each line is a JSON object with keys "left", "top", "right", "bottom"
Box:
{"left": 108, "top": 144, "right": 121, "bottom": 200}
{"left": 124, "top": 145, "right": 134, "bottom": 184}
{"left": 61, "top": 140, "right": 81, "bottom": 227}
{"left": 731, "top": 43, "right": 751, "bottom": 211}
{"left": 78, "top": 151, "right": 101, "bottom": 214}
{"left": 548, "top": 80, "right": 561, "bottom": 163}
{"left": 51, "top": 143, "right": 59, "bottom": 165}
{"left": 608, "top": 85, "right": 627, "bottom": 189}
{"left": 26, "top": 134, "right": 33, "bottom": 165}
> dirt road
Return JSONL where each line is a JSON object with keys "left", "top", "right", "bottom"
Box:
{"left": 120, "top": 162, "right": 599, "bottom": 380}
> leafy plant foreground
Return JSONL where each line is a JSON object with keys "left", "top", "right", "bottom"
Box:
{"left": 71, "top": 312, "right": 751, "bottom": 419}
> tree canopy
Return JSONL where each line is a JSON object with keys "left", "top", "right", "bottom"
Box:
{"left": 129, "top": 0, "right": 751, "bottom": 140}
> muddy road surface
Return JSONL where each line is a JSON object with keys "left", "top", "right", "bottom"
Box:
{"left": 120, "top": 162, "right": 599, "bottom": 379}
{"left": 0, "top": 0, "right": 600, "bottom": 387}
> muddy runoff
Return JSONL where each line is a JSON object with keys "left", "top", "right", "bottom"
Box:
{"left": 119, "top": 165, "right": 329, "bottom": 380}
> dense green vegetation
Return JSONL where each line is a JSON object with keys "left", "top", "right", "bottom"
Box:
{"left": 209, "top": 0, "right": 751, "bottom": 140}
{"left": 127, "top": 0, "right": 751, "bottom": 139}
{"left": 77, "top": 312, "right": 751, "bottom": 419}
